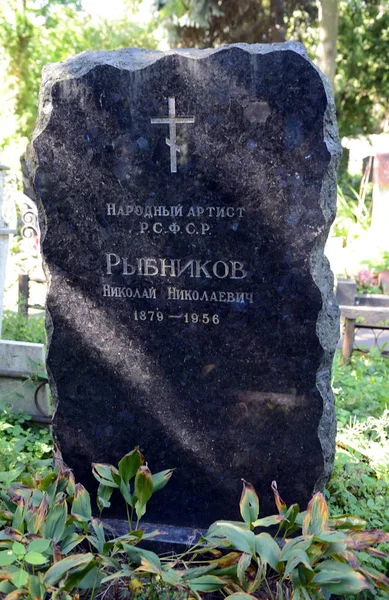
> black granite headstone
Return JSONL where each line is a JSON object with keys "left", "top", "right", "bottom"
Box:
{"left": 27, "top": 43, "right": 340, "bottom": 529}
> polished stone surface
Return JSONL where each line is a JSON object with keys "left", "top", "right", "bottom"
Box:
{"left": 27, "top": 43, "right": 340, "bottom": 527}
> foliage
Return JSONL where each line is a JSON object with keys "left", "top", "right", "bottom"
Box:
{"left": 336, "top": 0, "right": 389, "bottom": 136}
{"left": 332, "top": 184, "right": 372, "bottom": 247}
{"left": 1, "top": 310, "right": 46, "bottom": 345}
{"left": 157, "top": 0, "right": 318, "bottom": 48}
{"left": 329, "top": 349, "right": 389, "bottom": 599}
{"left": 333, "top": 349, "right": 389, "bottom": 429}
{"left": 0, "top": 0, "right": 158, "bottom": 168}
{"left": 362, "top": 252, "right": 389, "bottom": 276}
{"left": 0, "top": 451, "right": 388, "bottom": 600}
{"left": 0, "top": 405, "right": 53, "bottom": 488}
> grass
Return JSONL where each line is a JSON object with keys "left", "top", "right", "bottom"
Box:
{"left": 327, "top": 349, "right": 389, "bottom": 600}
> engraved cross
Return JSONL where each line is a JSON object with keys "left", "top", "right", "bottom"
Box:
{"left": 151, "top": 97, "right": 195, "bottom": 173}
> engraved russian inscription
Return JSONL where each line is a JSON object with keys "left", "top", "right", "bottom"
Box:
{"left": 28, "top": 44, "right": 340, "bottom": 532}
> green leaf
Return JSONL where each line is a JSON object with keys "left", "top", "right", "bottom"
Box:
{"left": 254, "top": 532, "right": 281, "bottom": 571}
{"left": 255, "top": 532, "right": 281, "bottom": 573}
{"left": 122, "top": 544, "right": 161, "bottom": 570}
{"left": 29, "top": 574, "right": 45, "bottom": 599}
{"left": 28, "top": 539, "right": 51, "bottom": 554}
{"left": 134, "top": 466, "right": 153, "bottom": 520}
{"left": 239, "top": 481, "right": 259, "bottom": 528}
{"left": 97, "top": 484, "right": 113, "bottom": 511}
{"left": 92, "top": 463, "right": 119, "bottom": 488}
{"left": 119, "top": 480, "right": 133, "bottom": 506}
{"left": 188, "top": 575, "right": 227, "bottom": 592}
{"left": 302, "top": 493, "right": 329, "bottom": 536}
{"left": 252, "top": 515, "right": 283, "bottom": 528}
{"left": 43, "top": 553, "right": 95, "bottom": 587}
{"left": 312, "top": 561, "right": 371, "bottom": 595}
{"left": 12, "top": 542, "right": 25, "bottom": 557}
{"left": 42, "top": 500, "right": 67, "bottom": 541}
{"left": 283, "top": 549, "right": 313, "bottom": 576}
{"left": 25, "top": 551, "right": 47, "bottom": 565}
{"left": 118, "top": 448, "right": 143, "bottom": 486}
{"left": 87, "top": 519, "right": 106, "bottom": 553}
{"left": 0, "top": 550, "right": 16, "bottom": 566}
{"left": 280, "top": 536, "right": 313, "bottom": 562}
{"left": 11, "top": 568, "right": 29, "bottom": 588}
{"left": 206, "top": 522, "right": 254, "bottom": 554}
{"left": 11, "top": 503, "right": 25, "bottom": 534}
{"left": 151, "top": 469, "right": 174, "bottom": 492}
{"left": 71, "top": 484, "right": 92, "bottom": 521}
{"left": 60, "top": 531, "right": 85, "bottom": 555}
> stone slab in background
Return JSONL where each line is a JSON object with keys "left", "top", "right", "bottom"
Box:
{"left": 27, "top": 43, "right": 340, "bottom": 528}
{"left": 0, "top": 340, "right": 50, "bottom": 420}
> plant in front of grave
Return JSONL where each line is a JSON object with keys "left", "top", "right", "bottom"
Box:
{"left": 196, "top": 480, "right": 389, "bottom": 600}
{"left": 92, "top": 446, "right": 174, "bottom": 530}
{"left": 0, "top": 448, "right": 180, "bottom": 599}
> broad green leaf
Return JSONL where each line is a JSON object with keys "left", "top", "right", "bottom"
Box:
{"left": 283, "top": 549, "right": 313, "bottom": 576}
{"left": 254, "top": 532, "right": 281, "bottom": 571}
{"left": 280, "top": 536, "right": 313, "bottom": 562}
{"left": 42, "top": 500, "right": 67, "bottom": 541}
{"left": 62, "top": 562, "right": 97, "bottom": 591}
{"left": 119, "top": 480, "right": 133, "bottom": 506}
{"left": 122, "top": 544, "right": 161, "bottom": 569}
{"left": 239, "top": 481, "right": 259, "bottom": 528}
{"left": 302, "top": 493, "right": 329, "bottom": 536}
{"left": 71, "top": 484, "right": 92, "bottom": 521}
{"left": 188, "top": 575, "right": 227, "bottom": 592}
{"left": 118, "top": 448, "right": 143, "bottom": 486}
{"left": 11, "top": 503, "right": 24, "bottom": 534}
{"left": 60, "top": 532, "right": 85, "bottom": 555}
{"left": 206, "top": 523, "right": 254, "bottom": 554}
{"left": 87, "top": 519, "right": 106, "bottom": 553}
{"left": 28, "top": 539, "right": 51, "bottom": 554}
{"left": 0, "top": 550, "right": 16, "bottom": 566}
{"left": 160, "top": 567, "right": 182, "bottom": 586}
{"left": 0, "top": 581, "right": 14, "bottom": 594}
{"left": 29, "top": 574, "right": 45, "bottom": 600}
{"left": 312, "top": 561, "right": 371, "bottom": 595}
{"left": 134, "top": 466, "right": 153, "bottom": 520}
{"left": 92, "top": 463, "right": 119, "bottom": 488}
{"left": 11, "top": 542, "right": 25, "bottom": 557}
{"left": 77, "top": 566, "right": 104, "bottom": 590}
{"left": 97, "top": 484, "right": 113, "bottom": 511}
{"left": 11, "top": 568, "right": 29, "bottom": 589}
{"left": 151, "top": 469, "right": 174, "bottom": 492}
{"left": 25, "top": 551, "right": 47, "bottom": 565}
{"left": 181, "top": 564, "right": 216, "bottom": 581}
{"left": 252, "top": 515, "right": 283, "bottom": 528}
{"left": 43, "top": 553, "right": 95, "bottom": 587}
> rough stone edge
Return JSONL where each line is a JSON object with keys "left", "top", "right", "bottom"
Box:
{"left": 307, "top": 65, "right": 342, "bottom": 492}
{"left": 26, "top": 43, "right": 341, "bottom": 479}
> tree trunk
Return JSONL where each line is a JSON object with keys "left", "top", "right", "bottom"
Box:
{"left": 269, "top": 0, "right": 285, "bottom": 42}
{"left": 316, "top": 0, "right": 338, "bottom": 89}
